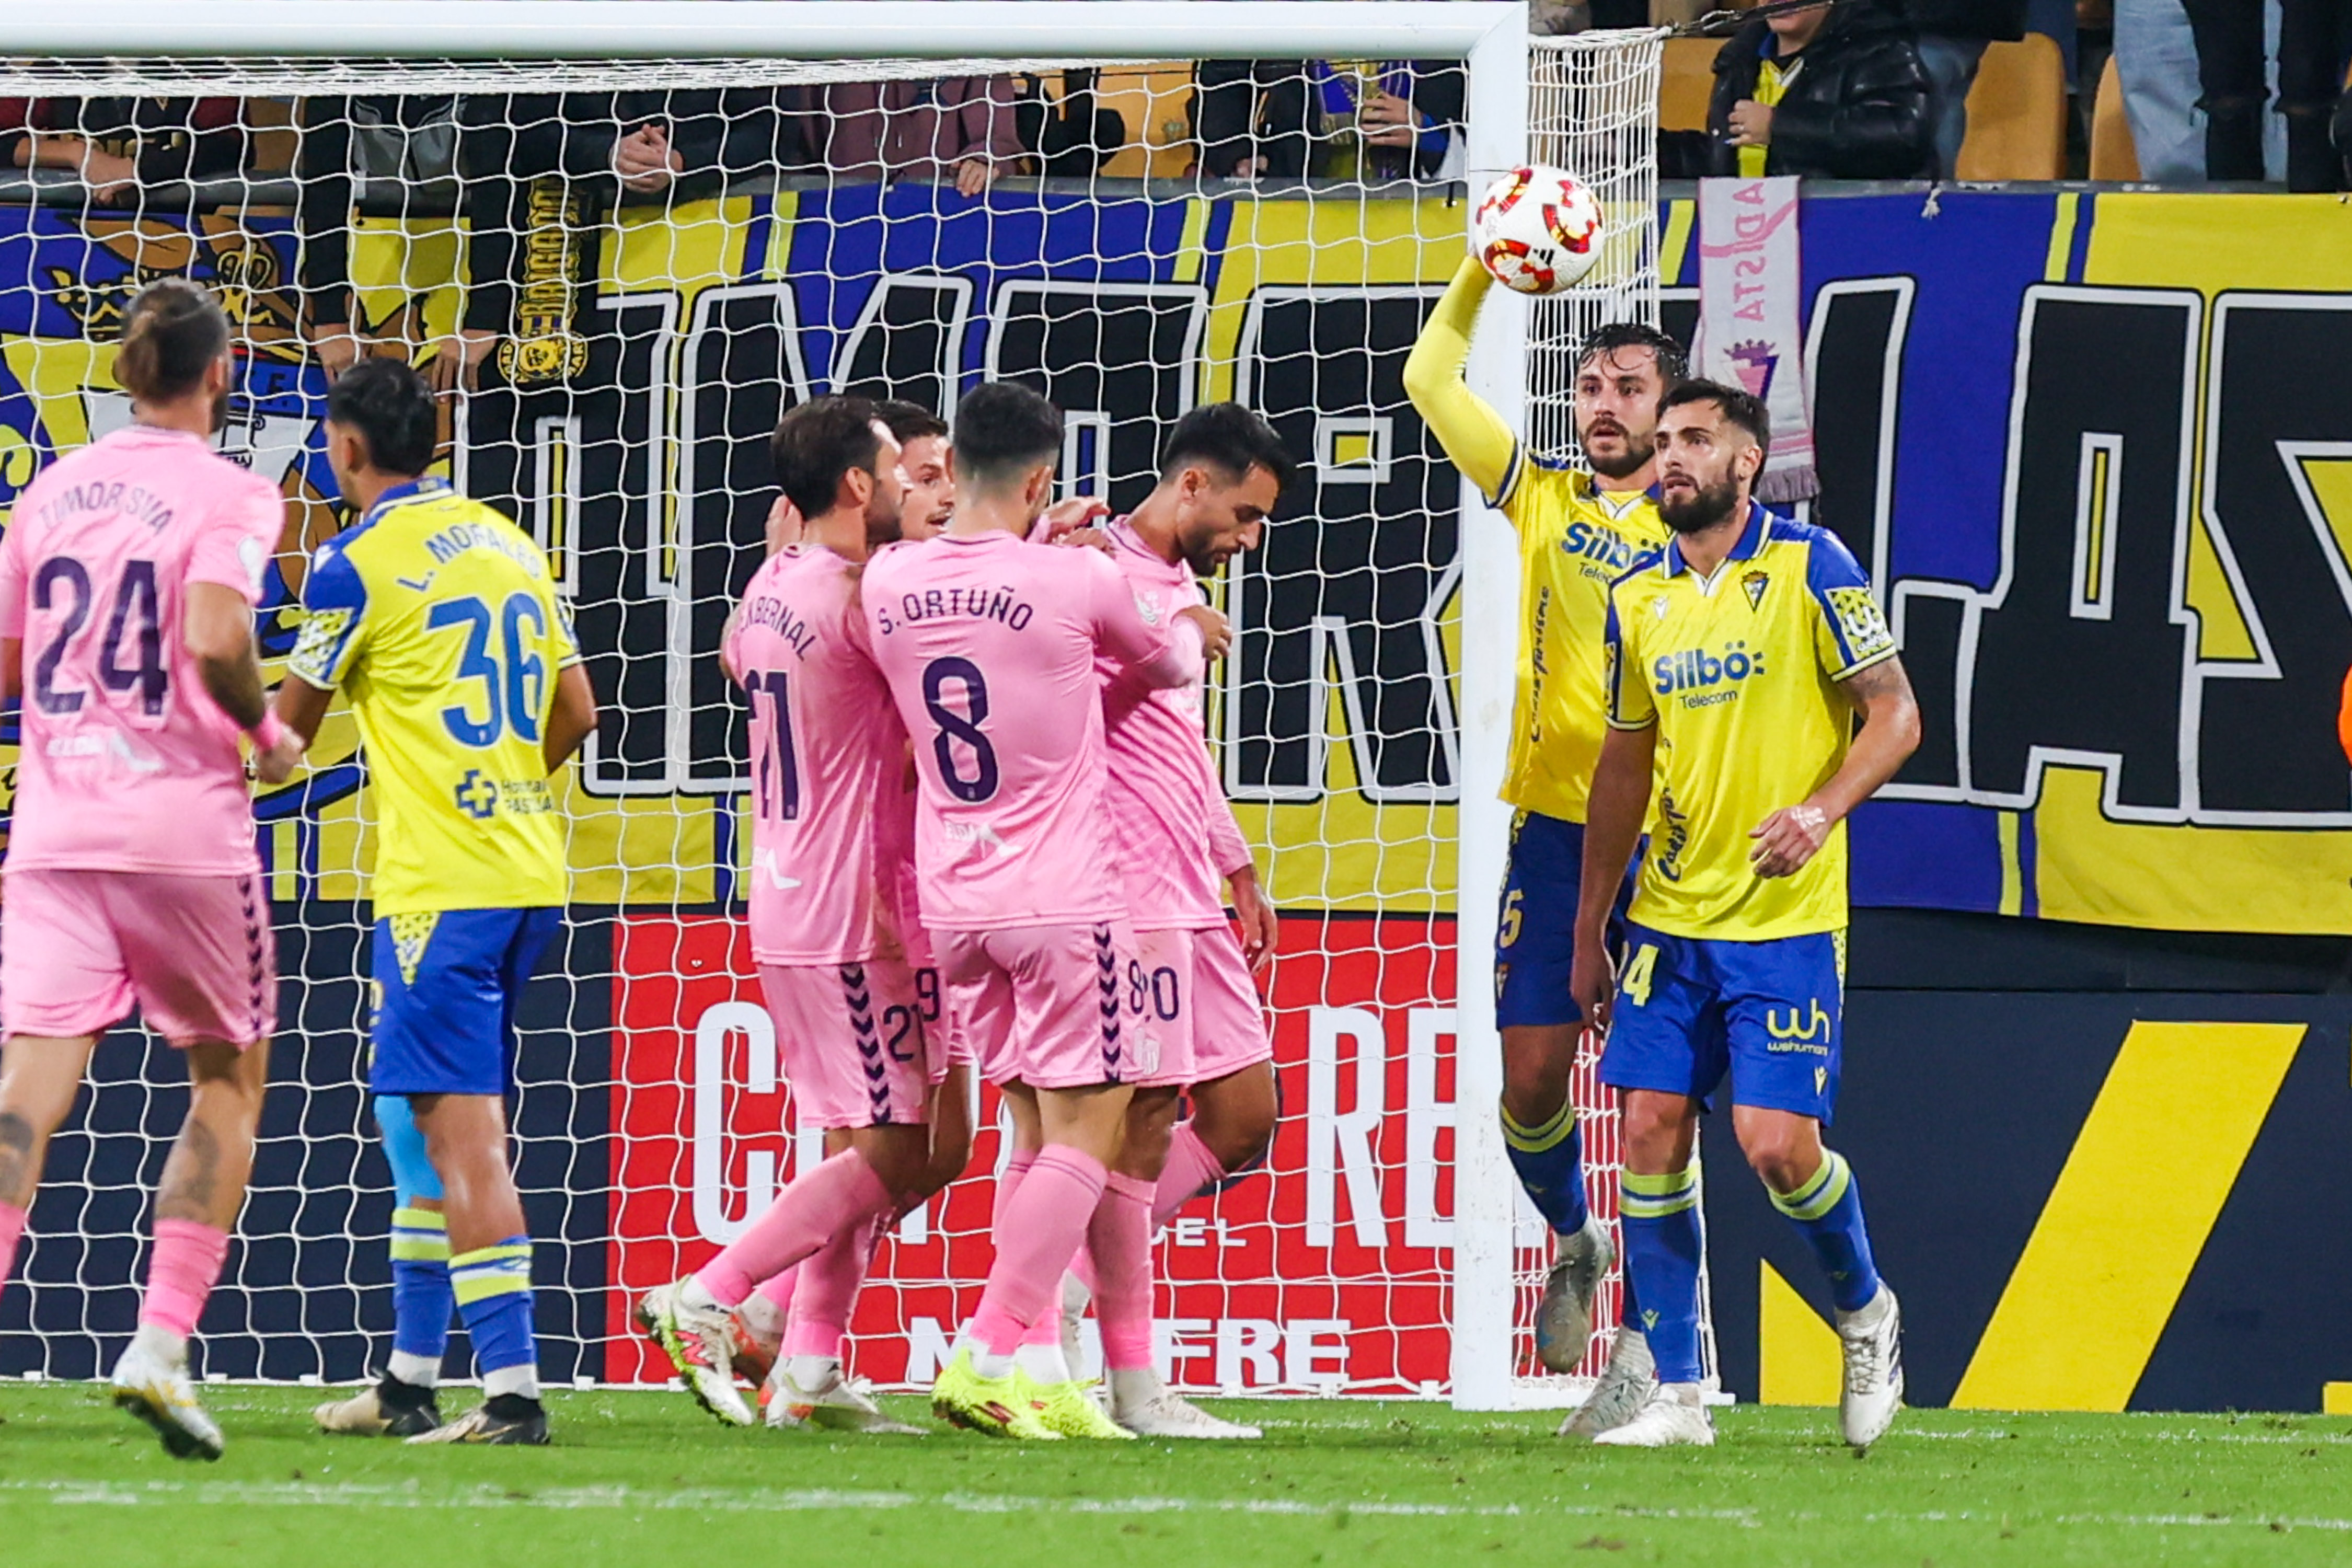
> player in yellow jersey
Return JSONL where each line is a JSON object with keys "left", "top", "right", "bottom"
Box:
{"left": 1573, "top": 381, "right": 1920, "bottom": 1451}
{"left": 271, "top": 361, "right": 597, "bottom": 1446}
{"left": 1403, "top": 253, "right": 1678, "bottom": 1419}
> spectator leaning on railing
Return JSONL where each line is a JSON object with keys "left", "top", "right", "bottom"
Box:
{"left": 1673, "top": 0, "right": 1935, "bottom": 180}
{"left": 295, "top": 94, "right": 460, "bottom": 379}
{"left": 809, "top": 76, "right": 1027, "bottom": 197}
{"left": 437, "top": 89, "right": 806, "bottom": 393}
{"left": 0, "top": 97, "right": 249, "bottom": 206}
{"left": 1194, "top": 58, "right": 1464, "bottom": 182}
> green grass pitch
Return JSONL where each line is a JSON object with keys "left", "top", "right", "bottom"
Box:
{"left": 3, "top": 1385, "right": 2348, "bottom": 1566}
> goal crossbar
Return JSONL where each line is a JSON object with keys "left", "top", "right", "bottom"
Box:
{"left": 0, "top": 1, "right": 1523, "bottom": 62}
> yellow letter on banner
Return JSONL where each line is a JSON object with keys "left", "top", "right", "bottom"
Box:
{"left": 1758, "top": 1260, "right": 1841, "bottom": 1407}
{"left": 1952, "top": 1022, "right": 2303, "bottom": 1411}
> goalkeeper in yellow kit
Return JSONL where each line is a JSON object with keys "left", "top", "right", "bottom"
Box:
{"left": 1403, "top": 256, "right": 1678, "bottom": 1435}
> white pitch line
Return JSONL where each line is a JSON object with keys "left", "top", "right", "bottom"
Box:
{"left": 9, "top": 1480, "right": 2352, "bottom": 1531}
{"left": 1901, "top": 1427, "right": 2352, "bottom": 1447}
{"left": 0, "top": 1480, "right": 1619, "bottom": 1520}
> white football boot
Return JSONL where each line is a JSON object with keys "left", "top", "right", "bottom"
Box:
{"left": 1108, "top": 1368, "right": 1262, "bottom": 1439}
{"left": 1590, "top": 1380, "right": 1714, "bottom": 1448}
{"left": 110, "top": 1332, "right": 225, "bottom": 1461}
{"left": 1837, "top": 1284, "right": 1904, "bottom": 1451}
{"left": 1535, "top": 1213, "right": 1613, "bottom": 1374}
{"left": 638, "top": 1278, "right": 755, "bottom": 1426}
{"left": 1560, "top": 1325, "right": 1655, "bottom": 1439}
{"left": 764, "top": 1361, "right": 927, "bottom": 1434}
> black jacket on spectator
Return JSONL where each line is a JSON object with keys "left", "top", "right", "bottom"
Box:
{"left": 1900, "top": 0, "right": 2027, "bottom": 41}
{"left": 1193, "top": 60, "right": 1463, "bottom": 181}
{"left": 1676, "top": 6, "right": 1934, "bottom": 180}
{"left": 455, "top": 90, "right": 809, "bottom": 335}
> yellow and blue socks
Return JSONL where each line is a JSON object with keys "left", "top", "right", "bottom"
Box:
{"left": 387, "top": 1207, "right": 452, "bottom": 1386}
{"left": 1770, "top": 1149, "right": 1882, "bottom": 1314}
{"left": 1501, "top": 1098, "right": 1589, "bottom": 1235}
{"left": 452, "top": 1237, "right": 541, "bottom": 1401}
{"left": 1618, "top": 1166, "right": 1704, "bottom": 1383}
{"left": 377, "top": 1094, "right": 452, "bottom": 1389}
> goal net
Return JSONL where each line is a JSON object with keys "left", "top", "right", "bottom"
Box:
{"left": 0, "top": 3, "right": 1689, "bottom": 1405}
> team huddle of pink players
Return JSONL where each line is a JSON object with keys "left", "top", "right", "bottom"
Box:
{"left": 636, "top": 383, "right": 1299, "bottom": 1440}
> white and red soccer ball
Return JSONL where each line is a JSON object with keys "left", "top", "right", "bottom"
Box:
{"left": 1472, "top": 164, "right": 1604, "bottom": 295}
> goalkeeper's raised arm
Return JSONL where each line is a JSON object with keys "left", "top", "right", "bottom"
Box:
{"left": 1402, "top": 244, "right": 1688, "bottom": 1419}
{"left": 1401, "top": 256, "right": 1519, "bottom": 505}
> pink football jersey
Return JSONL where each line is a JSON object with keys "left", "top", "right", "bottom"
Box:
{"left": 861, "top": 529, "right": 1202, "bottom": 931}
{"left": 1099, "top": 518, "right": 1255, "bottom": 930}
{"left": 725, "top": 544, "right": 915, "bottom": 966}
{"left": 0, "top": 426, "right": 281, "bottom": 875}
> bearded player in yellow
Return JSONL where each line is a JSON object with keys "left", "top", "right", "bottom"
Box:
{"left": 1572, "top": 382, "right": 1919, "bottom": 1449}
{"left": 1403, "top": 253, "right": 1677, "bottom": 1436}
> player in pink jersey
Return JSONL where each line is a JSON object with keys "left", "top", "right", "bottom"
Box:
{"left": 863, "top": 383, "right": 1230, "bottom": 1439}
{"left": 1021, "top": 403, "right": 1296, "bottom": 1439}
{"left": 640, "top": 396, "right": 942, "bottom": 1434}
{"left": 0, "top": 279, "right": 300, "bottom": 1460}
{"left": 869, "top": 399, "right": 983, "bottom": 1252}
{"left": 709, "top": 399, "right": 978, "bottom": 1402}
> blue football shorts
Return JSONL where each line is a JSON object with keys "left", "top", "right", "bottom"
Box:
{"left": 1597, "top": 923, "right": 1846, "bottom": 1124}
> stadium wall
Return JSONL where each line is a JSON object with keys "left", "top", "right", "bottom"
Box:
{"left": 1, "top": 184, "right": 2348, "bottom": 1409}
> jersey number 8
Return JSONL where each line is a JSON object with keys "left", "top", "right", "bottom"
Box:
{"left": 921, "top": 656, "right": 998, "bottom": 804}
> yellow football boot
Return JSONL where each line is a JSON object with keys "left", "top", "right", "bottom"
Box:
{"left": 931, "top": 1348, "right": 1061, "bottom": 1439}
{"left": 1020, "top": 1372, "right": 1136, "bottom": 1440}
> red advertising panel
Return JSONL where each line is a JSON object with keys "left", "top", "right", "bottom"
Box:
{"left": 611, "top": 912, "right": 1458, "bottom": 1392}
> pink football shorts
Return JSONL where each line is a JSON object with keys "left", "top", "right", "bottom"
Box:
{"left": 937, "top": 918, "right": 1155, "bottom": 1090}
{"left": 1131, "top": 923, "right": 1275, "bottom": 1090}
{"left": 760, "top": 956, "right": 945, "bottom": 1129}
{"left": 1, "top": 868, "right": 274, "bottom": 1048}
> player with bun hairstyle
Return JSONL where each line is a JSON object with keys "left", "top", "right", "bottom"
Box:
{"left": 0, "top": 278, "right": 295, "bottom": 1460}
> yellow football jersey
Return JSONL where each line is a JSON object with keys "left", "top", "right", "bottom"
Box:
{"left": 289, "top": 478, "right": 579, "bottom": 915}
{"left": 1604, "top": 503, "right": 1897, "bottom": 941}
{"left": 1738, "top": 59, "right": 1792, "bottom": 179}
{"left": 1496, "top": 455, "right": 1669, "bottom": 823}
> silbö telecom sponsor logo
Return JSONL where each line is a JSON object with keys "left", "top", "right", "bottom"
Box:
{"left": 1561, "top": 519, "right": 1639, "bottom": 574}
{"left": 1653, "top": 640, "right": 1766, "bottom": 707}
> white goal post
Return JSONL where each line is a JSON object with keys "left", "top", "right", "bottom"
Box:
{"left": 0, "top": 0, "right": 1679, "bottom": 1412}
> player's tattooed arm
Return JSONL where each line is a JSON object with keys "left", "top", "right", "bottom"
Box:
{"left": 1750, "top": 655, "right": 1922, "bottom": 879}
{"left": 1837, "top": 653, "right": 1912, "bottom": 712}
{"left": 186, "top": 583, "right": 269, "bottom": 730}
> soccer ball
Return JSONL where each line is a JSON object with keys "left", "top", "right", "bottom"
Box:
{"left": 1472, "top": 164, "right": 1605, "bottom": 295}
